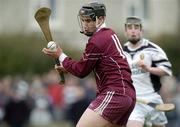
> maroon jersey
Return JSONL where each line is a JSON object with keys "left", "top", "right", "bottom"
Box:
{"left": 62, "top": 28, "right": 135, "bottom": 97}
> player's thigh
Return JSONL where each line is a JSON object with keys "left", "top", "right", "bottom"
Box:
{"left": 76, "top": 108, "right": 110, "bottom": 127}
{"left": 127, "top": 120, "right": 144, "bottom": 127}
{"left": 128, "top": 103, "right": 147, "bottom": 123}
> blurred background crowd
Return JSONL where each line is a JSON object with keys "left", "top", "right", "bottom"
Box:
{"left": 0, "top": 72, "right": 180, "bottom": 127}
{"left": 0, "top": 0, "right": 180, "bottom": 127}
{"left": 0, "top": 71, "right": 97, "bottom": 127}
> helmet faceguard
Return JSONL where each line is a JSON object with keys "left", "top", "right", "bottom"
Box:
{"left": 125, "top": 16, "right": 142, "bottom": 30}
{"left": 78, "top": 2, "right": 106, "bottom": 36}
{"left": 125, "top": 16, "right": 142, "bottom": 44}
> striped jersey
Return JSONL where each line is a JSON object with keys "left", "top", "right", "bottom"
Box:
{"left": 62, "top": 28, "right": 135, "bottom": 97}
{"left": 123, "top": 38, "right": 172, "bottom": 96}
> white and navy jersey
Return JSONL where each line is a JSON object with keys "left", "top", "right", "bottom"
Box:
{"left": 123, "top": 38, "right": 172, "bottom": 96}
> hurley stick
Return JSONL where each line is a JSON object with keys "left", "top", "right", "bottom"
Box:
{"left": 34, "top": 7, "right": 65, "bottom": 83}
{"left": 137, "top": 98, "right": 175, "bottom": 112}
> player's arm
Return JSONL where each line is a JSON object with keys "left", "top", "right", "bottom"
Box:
{"left": 59, "top": 43, "right": 101, "bottom": 78}
{"left": 137, "top": 60, "right": 168, "bottom": 76}
{"left": 138, "top": 49, "right": 172, "bottom": 77}
{"left": 142, "top": 65, "right": 168, "bottom": 76}
{"left": 42, "top": 42, "right": 101, "bottom": 78}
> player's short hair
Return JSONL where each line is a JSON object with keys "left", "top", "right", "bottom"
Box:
{"left": 125, "top": 16, "right": 142, "bottom": 29}
{"left": 78, "top": 2, "right": 106, "bottom": 21}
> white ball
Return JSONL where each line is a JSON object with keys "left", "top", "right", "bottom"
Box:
{"left": 47, "top": 41, "right": 57, "bottom": 51}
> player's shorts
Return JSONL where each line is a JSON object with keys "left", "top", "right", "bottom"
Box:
{"left": 88, "top": 91, "right": 136, "bottom": 125}
{"left": 128, "top": 93, "right": 168, "bottom": 126}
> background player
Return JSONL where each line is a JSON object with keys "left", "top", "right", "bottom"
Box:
{"left": 42, "top": 2, "right": 136, "bottom": 127}
{"left": 123, "top": 16, "right": 172, "bottom": 127}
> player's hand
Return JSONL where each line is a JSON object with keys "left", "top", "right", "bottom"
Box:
{"left": 55, "top": 64, "right": 68, "bottom": 74}
{"left": 137, "top": 59, "right": 150, "bottom": 72}
{"left": 42, "top": 47, "right": 63, "bottom": 59}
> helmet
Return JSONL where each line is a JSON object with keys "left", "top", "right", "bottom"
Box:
{"left": 125, "top": 16, "right": 142, "bottom": 29}
{"left": 78, "top": 2, "right": 106, "bottom": 21}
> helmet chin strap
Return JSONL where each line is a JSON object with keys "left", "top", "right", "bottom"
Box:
{"left": 84, "top": 32, "right": 94, "bottom": 36}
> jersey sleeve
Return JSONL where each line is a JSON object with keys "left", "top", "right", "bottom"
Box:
{"left": 151, "top": 47, "right": 172, "bottom": 76}
{"left": 62, "top": 42, "right": 102, "bottom": 78}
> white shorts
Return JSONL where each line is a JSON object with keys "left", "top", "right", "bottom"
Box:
{"left": 128, "top": 93, "right": 168, "bottom": 126}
